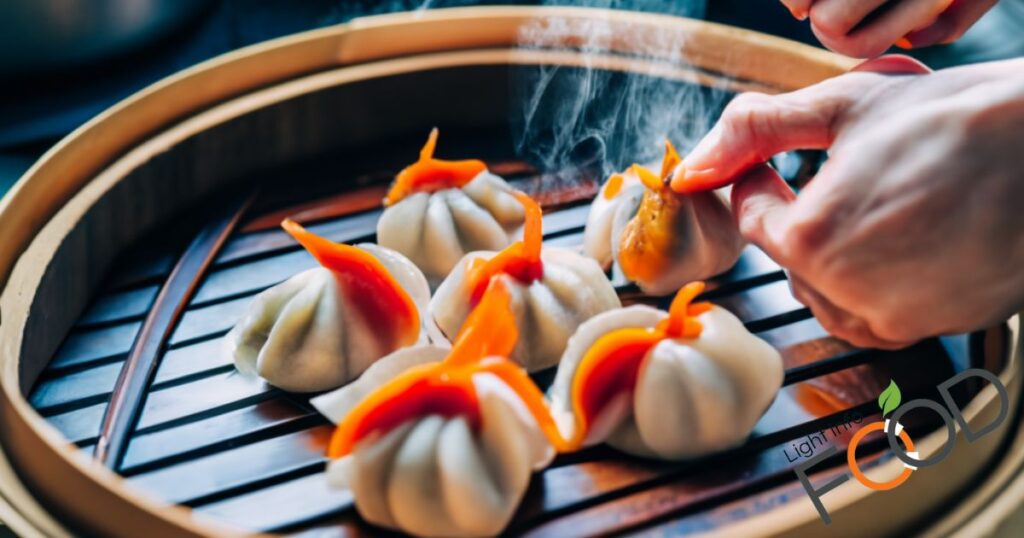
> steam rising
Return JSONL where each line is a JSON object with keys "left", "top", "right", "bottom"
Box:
{"left": 512, "top": 0, "right": 725, "bottom": 179}
{"left": 323, "top": 1, "right": 729, "bottom": 183}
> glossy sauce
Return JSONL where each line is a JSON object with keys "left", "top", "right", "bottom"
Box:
{"left": 465, "top": 191, "right": 545, "bottom": 303}
{"left": 616, "top": 140, "right": 690, "bottom": 284}
{"left": 282, "top": 219, "right": 420, "bottom": 348}
{"left": 384, "top": 128, "right": 487, "bottom": 206}
{"left": 569, "top": 282, "right": 709, "bottom": 449}
{"left": 328, "top": 281, "right": 570, "bottom": 457}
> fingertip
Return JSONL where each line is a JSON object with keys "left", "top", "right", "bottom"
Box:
{"left": 678, "top": 96, "right": 770, "bottom": 188}
{"left": 669, "top": 166, "right": 728, "bottom": 194}
{"left": 787, "top": 5, "right": 808, "bottom": 21}
{"left": 678, "top": 122, "right": 724, "bottom": 175}
{"left": 780, "top": 0, "right": 811, "bottom": 21}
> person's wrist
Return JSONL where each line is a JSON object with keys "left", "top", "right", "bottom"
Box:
{"left": 969, "top": 73, "right": 1024, "bottom": 327}
{"left": 961, "top": 75, "right": 1024, "bottom": 139}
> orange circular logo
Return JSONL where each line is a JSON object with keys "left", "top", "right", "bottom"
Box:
{"left": 847, "top": 420, "right": 917, "bottom": 491}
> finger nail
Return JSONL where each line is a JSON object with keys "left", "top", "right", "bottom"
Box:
{"left": 670, "top": 167, "right": 720, "bottom": 193}
{"left": 674, "top": 124, "right": 727, "bottom": 192}
{"left": 669, "top": 163, "right": 687, "bottom": 190}
{"left": 786, "top": 5, "right": 808, "bottom": 20}
{"left": 682, "top": 123, "right": 723, "bottom": 171}
{"left": 894, "top": 37, "right": 913, "bottom": 50}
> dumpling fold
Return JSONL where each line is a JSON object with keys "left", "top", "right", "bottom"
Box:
{"left": 227, "top": 219, "right": 441, "bottom": 393}
{"left": 431, "top": 191, "right": 619, "bottom": 371}
{"left": 548, "top": 281, "right": 784, "bottom": 459}
{"left": 312, "top": 281, "right": 562, "bottom": 538}
{"left": 583, "top": 140, "right": 745, "bottom": 295}
{"left": 377, "top": 128, "right": 525, "bottom": 282}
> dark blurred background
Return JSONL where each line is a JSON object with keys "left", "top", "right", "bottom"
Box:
{"left": 1, "top": 0, "right": 1022, "bottom": 197}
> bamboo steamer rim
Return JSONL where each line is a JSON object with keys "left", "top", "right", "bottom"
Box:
{"left": 3, "top": 5, "right": 1009, "bottom": 538}
{"left": 0, "top": 5, "right": 858, "bottom": 300}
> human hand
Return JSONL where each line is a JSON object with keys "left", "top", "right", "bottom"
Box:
{"left": 779, "top": 0, "right": 998, "bottom": 58}
{"left": 671, "top": 56, "right": 1024, "bottom": 348}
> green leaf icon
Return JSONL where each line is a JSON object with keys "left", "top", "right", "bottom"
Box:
{"left": 879, "top": 380, "right": 902, "bottom": 417}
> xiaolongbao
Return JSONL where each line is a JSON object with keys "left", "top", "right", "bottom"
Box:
{"left": 377, "top": 128, "right": 525, "bottom": 282}
{"left": 312, "top": 282, "right": 559, "bottom": 538}
{"left": 226, "top": 219, "right": 442, "bottom": 393}
{"left": 583, "top": 141, "right": 744, "bottom": 295}
{"left": 548, "top": 282, "right": 783, "bottom": 459}
{"left": 430, "top": 191, "right": 619, "bottom": 371}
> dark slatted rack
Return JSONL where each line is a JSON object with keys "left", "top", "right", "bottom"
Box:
{"left": 29, "top": 140, "right": 979, "bottom": 537}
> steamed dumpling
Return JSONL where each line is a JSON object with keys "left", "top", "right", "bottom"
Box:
{"left": 312, "top": 282, "right": 558, "bottom": 538}
{"left": 377, "top": 128, "right": 525, "bottom": 282}
{"left": 227, "top": 220, "right": 442, "bottom": 393}
{"left": 316, "top": 366, "right": 553, "bottom": 537}
{"left": 583, "top": 167, "right": 645, "bottom": 270}
{"left": 548, "top": 282, "right": 783, "bottom": 459}
{"left": 432, "top": 249, "right": 619, "bottom": 371}
{"left": 583, "top": 141, "right": 744, "bottom": 295}
{"left": 430, "top": 192, "right": 619, "bottom": 371}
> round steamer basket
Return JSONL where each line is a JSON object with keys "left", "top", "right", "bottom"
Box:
{"left": 0, "top": 6, "right": 1020, "bottom": 537}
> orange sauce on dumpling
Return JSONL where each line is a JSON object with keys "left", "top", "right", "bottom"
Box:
{"left": 616, "top": 140, "right": 690, "bottom": 285}
{"left": 327, "top": 281, "right": 569, "bottom": 458}
{"left": 602, "top": 173, "right": 624, "bottom": 200}
{"left": 464, "top": 191, "right": 545, "bottom": 304}
{"left": 326, "top": 280, "right": 715, "bottom": 458}
{"left": 282, "top": 219, "right": 420, "bottom": 350}
{"left": 568, "top": 282, "right": 710, "bottom": 449}
{"left": 384, "top": 128, "right": 488, "bottom": 206}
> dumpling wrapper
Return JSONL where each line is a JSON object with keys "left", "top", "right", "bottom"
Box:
{"left": 378, "top": 171, "right": 525, "bottom": 282}
{"left": 311, "top": 347, "right": 554, "bottom": 538}
{"left": 583, "top": 145, "right": 745, "bottom": 296}
{"left": 227, "top": 242, "right": 444, "bottom": 393}
{"left": 549, "top": 304, "right": 783, "bottom": 459}
{"left": 583, "top": 172, "right": 645, "bottom": 270}
{"left": 430, "top": 248, "right": 620, "bottom": 372}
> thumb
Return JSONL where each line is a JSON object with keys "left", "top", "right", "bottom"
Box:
{"left": 671, "top": 84, "right": 853, "bottom": 193}
{"left": 730, "top": 164, "right": 797, "bottom": 265}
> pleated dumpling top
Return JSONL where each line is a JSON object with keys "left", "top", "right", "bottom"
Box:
{"left": 311, "top": 281, "right": 565, "bottom": 538}
{"left": 548, "top": 282, "right": 784, "bottom": 460}
{"left": 226, "top": 219, "right": 441, "bottom": 393}
{"left": 431, "top": 191, "right": 620, "bottom": 372}
{"left": 377, "top": 128, "right": 525, "bottom": 282}
{"left": 583, "top": 141, "right": 744, "bottom": 295}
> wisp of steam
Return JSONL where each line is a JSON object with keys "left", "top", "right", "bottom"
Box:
{"left": 511, "top": 0, "right": 727, "bottom": 182}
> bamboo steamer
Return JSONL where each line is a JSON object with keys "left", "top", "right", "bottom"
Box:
{"left": 0, "top": 6, "right": 1018, "bottom": 537}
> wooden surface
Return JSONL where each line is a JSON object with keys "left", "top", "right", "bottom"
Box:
{"left": 0, "top": 6, "right": 1014, "bottom": 538}
{"left": 95, "top": 194, "right": 253, "bottom": 468}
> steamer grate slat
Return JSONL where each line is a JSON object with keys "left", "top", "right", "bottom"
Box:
{"left": 27, "top": 140, "right": 982, "bottom": 536}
